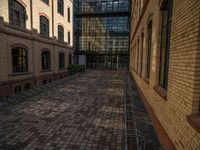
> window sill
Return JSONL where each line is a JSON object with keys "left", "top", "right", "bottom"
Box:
{"left": 39, "top": 34, "right": 50, "bottom": 39}
{"left": 153, "top": 85, "right": 167, "bottom": 100}
{"left": 143, "top": 77, "right": 150, "bottom": 84}
{"left": 6, "top": 24, "right": 30, "bottom": 33}
{"left": 9, "top": 72, "right": 31, "bottom": 76}
{"left": 187, "top": 114, "right": 200, "bottom": 134}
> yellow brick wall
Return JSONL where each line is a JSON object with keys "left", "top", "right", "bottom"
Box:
{"left": 53, "top": 0, "right": 73, "bottom": 46}
{"left": 0, "top": 0, "right": 73, "bottom": 90}
{"left": 32, "top": 0, "right": 53, "bottom": 36}
{"left": 0, "top": 0, "right": 73, "bottom": 45}
{"left": 130, "top": 0, "right": 200, "bottom": 149}
{"left": 0, "top": 0, "right": 9, "bottom": 23}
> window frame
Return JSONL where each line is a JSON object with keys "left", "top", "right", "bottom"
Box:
{"left": 158, "top": 0, "right": 173, "bottom": 90}
{"left": 41, "top": 51, "right": 51, "bottom": 71}
{"left": 146, "top": 20, "right": 152, "bottom": 80}
{"left": 58, "top": 25, "right": 64, "bottom": 42}
{"left": 40, "top": 16, "right": 49, "bottom": 37}
{"left": 68, "top": 31, "right": 71, "bottom": 45}
{"left": 68, "top": 7, "right": 71, "bottom": 22}
{"left": 41, "top": 0, "right": 49, "bottom": 5}
{"left": 59, "top": 53, "right": 65, "bottom": 69}
{"left": 58, "top": 0, "right": 64, "bottom": 16}
{"left": 137, "top": 39, "right": 140, "bottom": 72}
{"left": 12, "top": 47, "right": 28, "bottom": 73}
{"left": 9, "top": 0, "right": 26, "bottom": 29}
{"left": 140, "top": 33, "right": 144, "bottom": 75}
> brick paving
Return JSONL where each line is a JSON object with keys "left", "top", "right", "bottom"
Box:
{"left": 0, "top": 70, "right": 125, "bottom": 150}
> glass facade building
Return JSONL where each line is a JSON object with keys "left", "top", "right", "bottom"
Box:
{"left": 74, "top": 0, "right": 130, "bottom": 69}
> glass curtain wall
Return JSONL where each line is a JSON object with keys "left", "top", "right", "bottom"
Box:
{"left": 74, "top": 0, "right": 130, "bottom": 69}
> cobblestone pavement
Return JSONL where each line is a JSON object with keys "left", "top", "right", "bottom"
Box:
{"left": 0, "top": 70, "right": 125, "bottom": 150}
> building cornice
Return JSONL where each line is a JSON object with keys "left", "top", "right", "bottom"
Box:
{"left": 0, "top": 18, "right": 73, "bottom": 50}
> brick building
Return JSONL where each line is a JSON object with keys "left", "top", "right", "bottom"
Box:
{"left": 129, "top": 0, "right": 200, "bottom": 149}
{"left": 0, "top": 0, "right": 73, "bottom": 96}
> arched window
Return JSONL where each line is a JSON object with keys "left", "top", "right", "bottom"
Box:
{"left": 68, "top": 7, "right": 70, "bottom": 22}
{"left": 59, "top": 53, "right": 65, "bottom": 69}
{"left": 42, "top": 51, "right": 50, "bottom": 70}
{"left": 12, "top": 47, "right": 28, "bottom": 73}
{"left": 58, "top": 0, "right": 64, "bottom": 15}
{"left": 146, "top": 20, "right": 152, "bottom": 80}
{"left": 40, "top": 16, "right": 49, "bottom": 37}
{"left": 58, "top": 25, "right": 64, "bottom": 42}
{"left": 159, "top": 0, "right": 173, "bottom": 90}
{"left": 9, "top": 0, "right": 26, "bottom": 29}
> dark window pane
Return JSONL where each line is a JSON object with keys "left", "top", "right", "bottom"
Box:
{"left": 146, "top": 21, "right": 152, "bottom": 79}
{"left": 9, "top": 0, "right": 26, "bottom": 29}
{"left": 137, "top": 39, "right": 140, "bottom": 72}
{"left": 59, "top": 53, "right": 65, "bottom": 69}
{"left": 159, "top": 0, "right": 173, "bottom": 90}
{"left": 69, "top": 54, "right": 72, "bottom": 65}
{"left": 15, "top": 85, "right": 21, "bottom": 94}
{"left": 42, "top": 51, "right": 51, "bottom": 70}
{"left": 68, "top": 7, "right": 70, "bottom": 22}
{"left": 12, "top": 47, "right": 28, "bottom": 73}
{"left": 58, "top": 0, "right": 64, "bottom": 15}
{"left": 25, "top": 83, "right": 31, "bottom": 91}
{"left": 42, "top": 0, "right": 49, "bottom": 5}
{"left": 58, "top": 25, "right": 64, "bottom": 42}
{"left": 68, "top": 31, "right": 71, "bottom": 45}
{"left": 140, "top": 33, "right": 144, "bottom": 74}
{"left": 40, "top": 16, "right": 49, "bottom": 37}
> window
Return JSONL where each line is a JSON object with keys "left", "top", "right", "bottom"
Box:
{"left": 41, "top": 0, "right": 49, "bottom": 5}
{"left": 59, "top": 53, "right": 65, "bottom": 69}
{"left": 42, "top": 51, "right": 51, "bottom": 70}
{"left": 68, "top": 7, "right": 71, "bottom": 22}
{"left": 137, "top": 39, "right": 140, "bottom": 72}
{"left": 140, "top": 33, "right": 144, "bottom": 75}
{"left": 146, "top": 20, "right": 152, "bottom": 79}
{"left": 58, "top": 0, "right": 64, "bottom": 15}
{"left": 113, "top": 1, "right": 119, "bottom": 12}
{"left": 40, "top": 16, "right": 49, "bottom": 37}
{"left": 69, "top": 54, "right": 72, "bottom": 65}
{"left": 12, "top": 47, "right": 28, "bottom": 73}
{"left": 101, "top": 2, "right": 106, "bottom": 12}
{"left": 159, "top": 0, "right": 173, "bottom": 89}
{"left": 43, "top": 79, "right": 47, "bottom": 85}
{"left": 58, "top": 25, "right": 64, "bottom": 42}
{"left": 9, "top": 0, "right": 26, "bottom": 29}
{"left": 15, "top": 85, "right": 21, "bottom": 94}
{"left": 25, "top": 83, "right": 30, "bottom": 91}
{"left": 68, "top": 31, "right": 71, "bottom": 45}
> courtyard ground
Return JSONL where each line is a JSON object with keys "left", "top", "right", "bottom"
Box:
{"left": 0, "top": 70, "right": 161, "bottom": 150}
